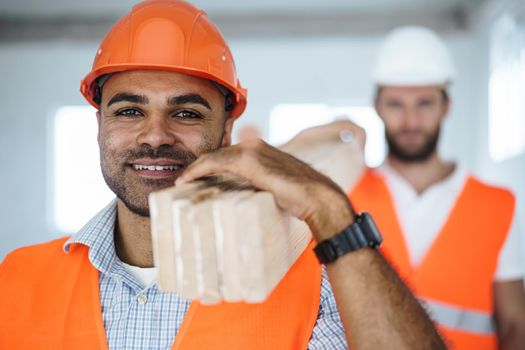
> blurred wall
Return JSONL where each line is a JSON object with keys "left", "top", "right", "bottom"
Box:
{"left": 471, "top": 0, "right": 525, "bottom": 257}
{"left": 0, "top": 42, "right": 96, "bottom": 259}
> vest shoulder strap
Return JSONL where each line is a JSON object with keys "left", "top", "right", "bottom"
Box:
{"left": 349, "top": 169, "right": 412, "bottom": 277}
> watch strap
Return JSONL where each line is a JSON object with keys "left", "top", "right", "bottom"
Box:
{"left": 313, "top": 213, "right": 382, "bottom": 264}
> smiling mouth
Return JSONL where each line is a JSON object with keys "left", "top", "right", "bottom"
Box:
{"left": 132, "top": 164, "right": 183, "bottom": 171}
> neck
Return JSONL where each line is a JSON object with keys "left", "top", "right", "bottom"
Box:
{"left": 114, "top": 200, "right": 154, "bottom": 267}
{"left": 386, "top": 152, "right": 455, "bottom": 194}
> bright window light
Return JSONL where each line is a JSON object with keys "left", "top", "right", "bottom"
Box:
{"left": 52, "top": 106, "right": 115, "bottom": 233}
{"left": 269, "top": 103, "right": 386, "bottom": 167}
{"left": 489, "top": 13, "right": 525, "bottom": 162}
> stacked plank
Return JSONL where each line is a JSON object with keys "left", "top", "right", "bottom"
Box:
{"left": 149, "top": 121, "right": 366, "bottom": 304}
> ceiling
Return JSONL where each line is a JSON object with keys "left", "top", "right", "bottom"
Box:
{"left": 0, "top": 0, "right": 484, "bottom": 18}
{"left": 0, "top": 0, "right": 487, "bottom": 41}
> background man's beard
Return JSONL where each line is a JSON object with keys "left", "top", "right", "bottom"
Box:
{"left": 386, "top": 127, "right": 440, "bottom": 163}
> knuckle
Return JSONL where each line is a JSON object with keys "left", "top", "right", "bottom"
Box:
{"left": 240, "top": 147, "right": 256, "bottom": 164}
{"left": 241, "top": 139, "right": 266, "bottom": 158}
{"left": 244, "top": 138, "right": 266, "bottom": 150}
{"left": 198, "top": 152, "right": 212, "bottom": 162}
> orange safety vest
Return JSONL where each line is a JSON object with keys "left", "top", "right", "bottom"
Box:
{"left": 0, "top": 237, "right": 322, "bottom": 349}
{"left": 350, "top": 169, "right": 514, "bottom": 350}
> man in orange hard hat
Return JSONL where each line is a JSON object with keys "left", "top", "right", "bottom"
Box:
{"left": 350, "top": 26, "right": 525, "bottom": 349}
{"left": 0, "top": 2, "right": 445, "bottom": 349}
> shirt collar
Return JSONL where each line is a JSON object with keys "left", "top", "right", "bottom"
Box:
{"left": 63, "top": 198, "right": 119, "bottom": 275}
{"left": 377, "top": 161, "right": 468, "bottom": 198}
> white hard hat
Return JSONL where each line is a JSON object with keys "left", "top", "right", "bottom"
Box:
{"left": 372, "top": 26, "right": 455, "bottom": 86}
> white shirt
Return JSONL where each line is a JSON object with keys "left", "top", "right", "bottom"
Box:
{"left": 378, "top": 163, "right": 523, "bottom": 281}
{"left": 121, "top": 262, "right": 158, "bottom": 287}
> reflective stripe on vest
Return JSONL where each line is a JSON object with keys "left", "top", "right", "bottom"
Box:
{"left": 420, "top": 298, "right": 495, "bottom": 335}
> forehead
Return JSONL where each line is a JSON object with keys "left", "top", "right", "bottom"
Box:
{"left": 102, "top": 70, "right": 221, "bottom": 98}
{"left": 379, "top": 85, "right": 444, "bottom": 99}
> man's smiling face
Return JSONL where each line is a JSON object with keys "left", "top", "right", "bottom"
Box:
{"left": 97, "top": 70, "right": 234, "bottom": 216}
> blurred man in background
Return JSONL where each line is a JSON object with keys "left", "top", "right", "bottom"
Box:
{"left": 350, "top": 26, "right": 525, "bottom": 349}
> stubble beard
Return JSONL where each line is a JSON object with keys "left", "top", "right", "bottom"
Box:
{"left": 386, "top": 126, "right": 441, "bottom": 163}
{"left": 100, "top": 140, "right": 218, "bottom": 217}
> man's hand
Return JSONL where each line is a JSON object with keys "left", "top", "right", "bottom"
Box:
{"left": 280, "top": 119, "right": 366, "bottom": 155}
{"left": 176, "top": 139, "right": 354, "bottom": 241}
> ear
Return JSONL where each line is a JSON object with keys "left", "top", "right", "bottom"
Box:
{"left": 96, "top": 110, "right": 102, "bottom": 125}
{"left": 374, "top": 97, "right": 385, "bottom": 121}
{"left": 373, "top": 87, "right": 384, "bottom": 119}
{"left": 96, "top": 110, "right": 102, "bottom": 144}
{"left": 442, "top": 98, "right": 451, "bottom": 121}
{"left": 221, "top": 114, "right": 235, "bottom": 147}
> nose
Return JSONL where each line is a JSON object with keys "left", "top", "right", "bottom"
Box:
{"left": 136, "top": 115, "right": 177, "bottom": 148}
{"left": 403, "top": 107, "right": 421, "bottom": 129}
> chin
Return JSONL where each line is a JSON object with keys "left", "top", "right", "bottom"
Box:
{"left": 117, "top": 190, "right": 154, "bottom": 218}
{"left": 122, "top": 199, "right": 151, "bottom": 217}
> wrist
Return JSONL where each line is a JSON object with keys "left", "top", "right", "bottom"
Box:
{"left": 313, "top": 212, "right": 383, "bottom": 264}
{"left": 305, "top": 193, "right": 355, "bottom": 242}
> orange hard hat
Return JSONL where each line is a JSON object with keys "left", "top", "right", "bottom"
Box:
{"left": 80, "top": 0, "right": 247, "bottom": 119}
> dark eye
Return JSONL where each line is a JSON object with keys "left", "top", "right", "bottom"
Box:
{"left": 387, "top": 101, "right": 402, "bottom": 109}
{"left": 116, "top": 108, "right": 143, "bottom": 117}
{"left": 174, "top": 110, "right": 203, "bottom": 120}
{"left": 418, "top": 100, "right": 434, "bottom": 108}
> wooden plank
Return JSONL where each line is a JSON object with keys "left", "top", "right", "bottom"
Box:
{"left": 149, "top": 182, "right": 203, "bottom": 292}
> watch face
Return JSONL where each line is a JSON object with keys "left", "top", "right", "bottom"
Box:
{"left": 358, "top": 212, "right": 383, "bottom": 247}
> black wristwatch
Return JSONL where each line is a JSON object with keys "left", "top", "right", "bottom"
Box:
{"left": 314, "top": 212, "right": 382, "bottom": 264}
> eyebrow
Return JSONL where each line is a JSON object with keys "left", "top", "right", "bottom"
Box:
{"left": 167, "top": 94, "right": 211, "bottom": 110}
{"left": 107, "top": 93, "right": 149, "bottom": 107}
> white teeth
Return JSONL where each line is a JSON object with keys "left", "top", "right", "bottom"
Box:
{"left": 133, "top": 164, "right": 181, "bottom": 171}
